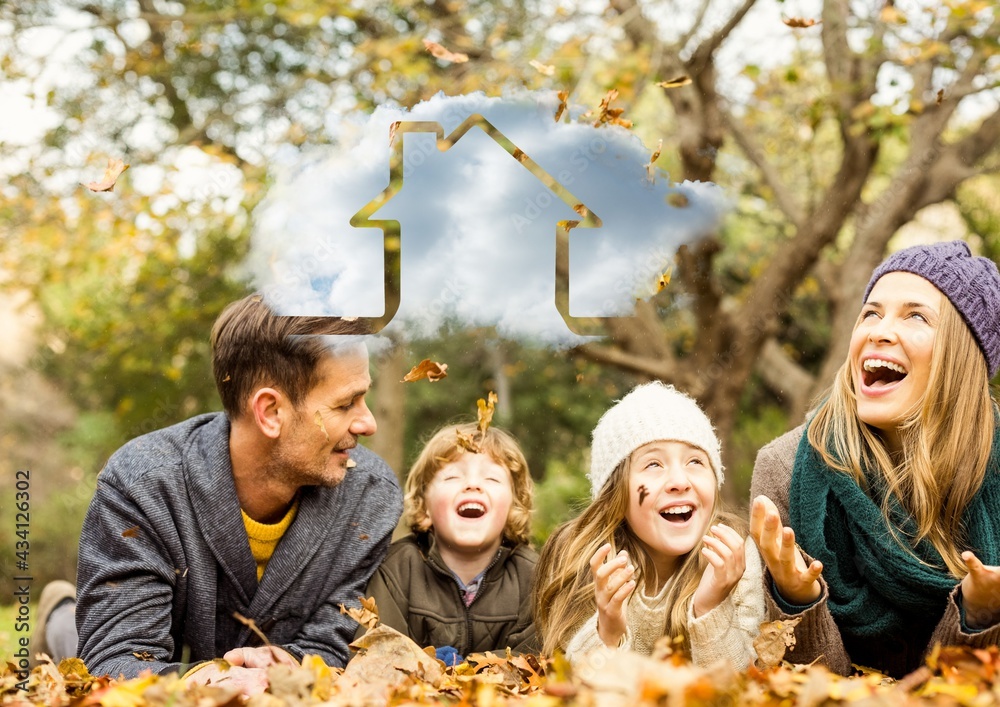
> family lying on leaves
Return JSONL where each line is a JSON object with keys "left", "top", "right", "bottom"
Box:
{"left": 30, "top": 240, "right": 1000, "bottom": 696}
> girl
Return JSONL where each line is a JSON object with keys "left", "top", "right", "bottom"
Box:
{"left": 533, "top": 382, "right": 764, "bottom": 668}
{"left": 751, "top": 240, "right": 1000, "bottom": 678}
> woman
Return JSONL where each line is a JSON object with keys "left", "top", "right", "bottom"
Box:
{"left": 750, "top": 240, "right": 1000, "bottom": 678}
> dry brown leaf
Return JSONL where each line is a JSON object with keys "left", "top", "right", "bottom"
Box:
{"left": 423, "top": 39, "right": 469, "bottom": 63}
{"left": 456, "top": 428, "right": 480, "bottom": 453}
{"left": 313, "top": 410, "right": 330, "bottom": 441}
{"left": 85, "top": 157, "right": 129, "bottom": 192}
{"left": 754, "top": 616, "right": 802, "bottom": 669}
{"left": 936, "top": 88, "right": 945, "bottom": 105}
{"left": 656, "top": 76, "right": 692, "bottom": 89}
{"left": 782, "top": 16, "right": 821, "bottom": 28}
{"left": 121, "top": 525, "right": 140, "bottom": 539}
{"left": 666, "top": 192, "right": 689, "bottom": 208}
{"left": 402, "top": 358, "right": 449, "bottom": 383}
{"left": 342, "top": 624, "right": 445, "bottom": 701}
{"left": 655, "top": 267, "right": 672, "bottom": 294}
{"left": 554, "top": 89, "right": 569, "bottom": 122}
{"left": 529, "top": 59, "right": 555, "bottom": 76}
{"left": 340, "top": 596, "right": 380, "bottom": 630}
{"left": 645, "top": 138, "right": 663, "bottom": 182}
{"left": 594, "top": 89, "right": 633, "bottom": 129}
{"left": 477, "top": 391, "right": 498, "bottom": 437}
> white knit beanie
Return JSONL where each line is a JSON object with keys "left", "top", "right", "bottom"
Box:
{"left": 588, "top": 381, "right": 723, "bottom": 498}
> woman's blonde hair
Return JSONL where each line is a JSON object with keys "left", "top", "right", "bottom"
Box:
{"left": 532, "top": 457, "right": 741, "bottom": 656}
{"left": 808, "top": 297, "right": 996, "bottom": 577}
{"left": 404, "top": 423, "right": 534, "bottom": 545}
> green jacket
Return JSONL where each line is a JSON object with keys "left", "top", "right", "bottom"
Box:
{"left": 364, "top": 532, "right": 538, "bottom": 656}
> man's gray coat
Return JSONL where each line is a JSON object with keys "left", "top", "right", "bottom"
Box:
{"left": 75, "top": 412, "right": 401, "bottom": 678}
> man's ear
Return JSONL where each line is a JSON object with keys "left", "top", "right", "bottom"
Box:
{"left": 249, "top": 388, "right": 286, "bottom": 439}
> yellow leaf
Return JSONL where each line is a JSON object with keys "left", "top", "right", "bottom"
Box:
{"left": 84, "top": 157, "right": 129, "bottom": 193}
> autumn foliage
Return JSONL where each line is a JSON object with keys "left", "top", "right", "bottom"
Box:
{"left": 7, "top": 637, "right": 1000, "bottom": 706}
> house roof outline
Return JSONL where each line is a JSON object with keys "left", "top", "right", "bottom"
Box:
{"left": 281, "top": 113, "right": 641, "bottom": 335}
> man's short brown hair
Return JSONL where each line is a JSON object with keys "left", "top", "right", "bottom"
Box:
{"left": 211, "top": 295, "right": 370, "bottom": 418}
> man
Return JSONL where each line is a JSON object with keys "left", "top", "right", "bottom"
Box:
{"left": 34, "top": 295, "right": 401, "bottom": 692}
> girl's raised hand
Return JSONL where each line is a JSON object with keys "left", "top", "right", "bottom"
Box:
{"left": 589, "top": 543, "right": 636, "bottom": 648}
{"left": 751, "top": 495, "right": 822, "bottom": 606}
{"left": 961, "top": 551, "right": 1000, "bottom": 629}
{"left": 692, "top": 524, "right": 745, "bottom": 617}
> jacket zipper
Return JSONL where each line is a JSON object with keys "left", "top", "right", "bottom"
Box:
{"left": 430, "top": 547, "right": 504, "bottom": 656}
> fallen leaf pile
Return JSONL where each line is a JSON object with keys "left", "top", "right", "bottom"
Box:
{"left": 10, "top": 614, "right": 1000, "bottom": 707}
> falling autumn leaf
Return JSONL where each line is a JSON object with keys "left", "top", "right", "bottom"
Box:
{"left": 340, "top": 596, "right": 380, "bottom": 631}
{"left": 554, "top": 89, "right": 569, "bottom": 122}
{"left": 645, "top": 138, "right": 663, "bottom": 182}
{"left": 314, "top": 410, "right": 330, "bottom": 441}
{"left": 529, "top": 59, "right": 555, "bottom": 76}
{"left": 402, "top": 358, "right": 449, "bottom": 383}
{"left": 666, "top": 192, "right": 690, "bottom": 208}
{"left": 655, "top": 267, "right": 672, "bottom": 294}
{"left": 233, "top": 612, "right": 271, "bottom": 645}
{"left": 594, "top": 89, "right": 632, "bottom": 129}
{"left": 121, "top": 525, "right": 140, "bottom": 539}
{"left": 423, "top": 39, "right": 469, "bottom": 63}
{"left": 84, "top": 157, "right": 130, "bottom": 193}
{"left": 477, "top": 391, "right": 498, "bottom": 437}
{"left": 936, "top": 88, "right": 945, "bottom": 105}
{"left": 754, "top": 616, "right": 802, "bottom": 669}
{"left": 455, "top": 428, "right": 480, "bottom": 453}
{"left": 656, "top": 75, "right": 692, "bottom": 89}
{"left": 782, "top": 16, "right": 821, "bottom": 28}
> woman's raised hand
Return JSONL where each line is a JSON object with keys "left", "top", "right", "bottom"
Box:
{"left": 692, "top": 523, "right": 746, "bottom": 617}
{"left": 961, "top": 551, "right": 1000, "bottom": 629}
{"left": 589, "top": 543, "right": 636, "bottom": 648}
{"left": 751, "top": 495, "right": 822, "bottom": 606}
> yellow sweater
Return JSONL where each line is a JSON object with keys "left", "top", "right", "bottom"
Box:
{"left": 242, "top": 499, "right": 300, "bottom": 581}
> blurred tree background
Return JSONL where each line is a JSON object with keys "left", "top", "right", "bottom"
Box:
{"left": 1, "top": 0, "right": 998, "bottom": 599}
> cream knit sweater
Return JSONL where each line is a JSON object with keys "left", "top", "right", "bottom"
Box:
{"left": 566, "top": 538, "right": 765, "bottom": 670}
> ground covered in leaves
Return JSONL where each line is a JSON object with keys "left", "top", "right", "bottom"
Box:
{"left": 6, "top": 627, "right": 1000, "bottom": 707}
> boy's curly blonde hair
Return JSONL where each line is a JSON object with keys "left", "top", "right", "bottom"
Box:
{"left": 404, "top": 423, "right": 534, "bottom": 545}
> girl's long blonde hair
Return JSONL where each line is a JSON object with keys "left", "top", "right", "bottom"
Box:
{"left": 808, "top": 297, "right": 997, "bottom": 577}
{"left": 532, "top": 458, "right": 741, "bottom": 656}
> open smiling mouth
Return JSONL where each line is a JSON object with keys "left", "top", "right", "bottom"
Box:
{"left": 862, "top": 359, "right": 907, "bottom": 388}
{"left": 457, "top": 502, "right": 486, "bottom": 519}
{"left": 660, "top": 505, "right": 693, "bottom": 523}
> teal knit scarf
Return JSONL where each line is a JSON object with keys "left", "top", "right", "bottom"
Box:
{"left": 789, "top": 422, "right": 1000, "bottom": 638}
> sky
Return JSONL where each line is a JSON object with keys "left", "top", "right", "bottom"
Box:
{"left": 249, "top": 91, "right": 730, "bottom": 345}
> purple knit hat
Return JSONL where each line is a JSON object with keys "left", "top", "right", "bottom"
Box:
{"left": 863, "top": 240, "right": 1000, "bottom": 378}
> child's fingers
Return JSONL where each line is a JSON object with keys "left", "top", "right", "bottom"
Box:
{"left": 710, "top": 524, "right": 744, "bottom": 550}
{"left": 701, "top": 545, "right": 725, "bottom": 570}
{"left": 608, "top": 578, "right": 635, "bottom": 609}
{"left": 701, "top": 535, "right": 733, "bottom": 563}
{"left": 589, "top": 544, "right": 614, "bottom": 573}
{"left": 593, "top": 551, "right": 630, "bottom": 588}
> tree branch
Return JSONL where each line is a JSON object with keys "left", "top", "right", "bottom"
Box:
{"left": 573, "top": 343, "right": 674, "bottom": 381}
{"left": 723, "top": 107, "right": 805, "bottom": 229}
{"left": 687, "top": 0, "right": 756, "bottom": 73}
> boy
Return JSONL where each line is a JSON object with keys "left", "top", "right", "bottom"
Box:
{"left": 364, "top": 423, "right": 537, "bottom": 659}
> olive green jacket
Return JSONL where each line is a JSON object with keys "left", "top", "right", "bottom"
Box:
{"left": 363, "top": 532, "right": 538, "bottom": 656}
